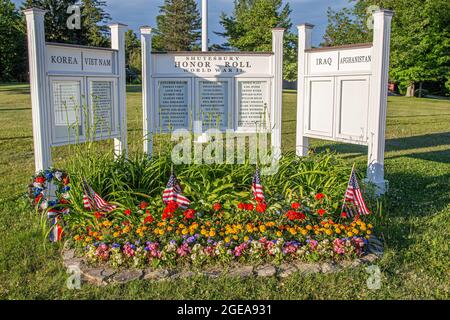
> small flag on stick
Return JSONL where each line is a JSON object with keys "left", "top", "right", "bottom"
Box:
{"left": 252, "top": 166, "right": 265, "bottom": 202}
{"left": 341, "top": 166, "right": 370, "bottom": 218}
{"left": 82, "top": 178, "right": 116, "bottom": 213}
{"left": 163, "top": 171, "right": 190, "bottom": 209}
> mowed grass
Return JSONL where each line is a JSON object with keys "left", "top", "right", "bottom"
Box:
{"left": 0, "top": 83, "right": 449, "bottom": 299}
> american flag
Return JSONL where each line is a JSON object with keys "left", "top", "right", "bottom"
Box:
{"left": 342, "top": 168, "right": 370, "bottom": 218}
{"left": 82, "top": 179, "right": 116, "bottom": 213}
{"left": 163, "top": 173, "right": 190, "bottom": 209}
{"left": 252, "top": 167, "right": 265, "bottom": 201}
{"left": 49, "top": 215, "right": 63, "bottom": 242}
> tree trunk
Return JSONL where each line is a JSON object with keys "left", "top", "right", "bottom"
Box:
{"left": 406, "top": 83, "right": 415, "bottom": 97}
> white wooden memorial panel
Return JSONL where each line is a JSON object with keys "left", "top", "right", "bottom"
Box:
{"left": 305, "top": 78, "right": 334, "bottom": 138}
{"left": 87, "top": 78, "right": 119, "bottom": 137}
{"left": 49, "top": 77, "right": 85, "bottom": 145}
{"left": 155, "top": 79, "right": 192, "bottom": 132}
{"left": 196, "top": 78, "right": 231, "bottom": 130}
{"left": 236, "top": 79, "right": 271, "bottom": 132}
{"left": 335, "top": 76, "right": 370, "bottom": 144}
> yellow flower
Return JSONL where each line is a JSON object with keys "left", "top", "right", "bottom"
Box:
{"left": 352, "top": 228, "right": 359, "bottom": 235}
{"left": 360, "top": 225, "right": 367, "bottom": 231}
{"left": 113, "top": 231, "right": 120, "bottom": 238}
{"left": 366, "top": 230, "right": 372, "bottom": 235}
{"left": 158, "top": 229, "right": 164, "bottom": 235}
{"left": 225, "top": 237, "right": 230, "bottom": 243}
{"left": 289, "top": 228, "right": 297, "bottom": 235}
{"left": 182, "top": 228, "right": 189, "bottom": 235}
{"left": 85, "top": 237, "right": 92, "bottom": 243}
{"left": 276, "top": 231, "right": 283, "bottom": 237}
{"left": 335, "top": 228, "right": 341, "bottom": 234}
{"left": 300, "top": 229, "right": 308, "bottom": 236}
{"left": 306, "top": 225, "right": 313, "bottom": 230}
{"left": 368, "top": 224, "right": 373, "bottom": 229}
{"left": 259, "top": 225, "right": 267, "bottom": 233}
{"left": 325, "top": 229, "right": 333, "bottom": 236}
{"left": 167, "top": 226, "right": 173, "bottom": 232}
{"left": 209, "top": 230, "right": 216, "bottom": 237}
{"left": 347, "top": 232, "right": 354, "bottom": 237}
{"left": 73, "top": 235, "right": 81, "bottom": 241}
{"left": 233, "top": 235, "right": 239, "bottom": 240}
{"left": 244, "top": 236, "right": 249, "bottom": 241}
{"left": 97, "top": 236, "right": 103, "bottom": 240}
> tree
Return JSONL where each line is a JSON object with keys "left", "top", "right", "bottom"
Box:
{"left": 323, "top": 0, "right": 450, "bottom": 96}
{"left": 0, "top": 0, "right": 27, "bottom": 82}
{"left": 22, "top": 0, "right": 110, "bottom": 46}
{"left": 76, "top": 0, "right": 110, "bottom": 47}
{"left": 217, "top": 0, "right": 298, "bottom": 81}
{"left": 153, "top": 0, "right": 201, "bottom": 51}
{"left": 125, "top": 30, "right": 141, "bottom": 83}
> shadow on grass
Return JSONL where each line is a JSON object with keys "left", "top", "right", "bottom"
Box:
{"left": 386, "top": 132, "right": 450, "bottom": 151}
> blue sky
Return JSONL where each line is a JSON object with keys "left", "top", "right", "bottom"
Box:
{"left": 15, "top": 0, "right": 350, "bottom": 46}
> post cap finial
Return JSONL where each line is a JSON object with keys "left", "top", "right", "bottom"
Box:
{"left": 297, "top": 23, "right": 315, "bottom": 29}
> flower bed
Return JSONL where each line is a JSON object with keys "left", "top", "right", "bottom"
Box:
{"left": 30, "top": 152, "right": 380, "bottom": 272}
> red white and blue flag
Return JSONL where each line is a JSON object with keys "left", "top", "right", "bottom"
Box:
{"left": 49, "top": 214, "right": 63, "bottom": 242}
{"left": 342, "top": 168, "right": 370, "bottom": 218}
{"left": 163, "top": 173, "right": 190, "bottom": 209}
{"left": 252, "top": 167, "right": 265, "bottom": 202}
{"left": 82, "top": 179, "right": 116, "bottom": 212}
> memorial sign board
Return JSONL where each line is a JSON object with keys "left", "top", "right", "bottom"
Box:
{"left": 296, "top": 10, "right": 394, "bottom": 195}
{"left": 24, "top": 8, "right": 127, "bottom": 171}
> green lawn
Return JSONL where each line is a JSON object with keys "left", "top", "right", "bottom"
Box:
{"left": 0, "top": 83, "right": 448, "bottom": 299}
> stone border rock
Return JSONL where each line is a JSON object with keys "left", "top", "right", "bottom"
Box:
{"left": 62, "top": 248, "right": 381, "bottom": 286}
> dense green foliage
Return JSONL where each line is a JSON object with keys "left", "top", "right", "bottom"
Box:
{"left": 125, "top": 30, "right": 141, "bottom": 83}
{"left": 217, "top": 0, "right": 298, "bottom": 81}
{"left": 152, "top": 0, "right": 201, "bottom": 51}
{"left": 22, "top": 0, "right": 111, "bottom": 46}
{"left": 0, "top": 0, "right": 27, "bottom": 82}
{"left": 0, "top": 84, "right": 448, "bottom": 299}
{"left": 323, "top": 0, "right": 450, "bottom": 96}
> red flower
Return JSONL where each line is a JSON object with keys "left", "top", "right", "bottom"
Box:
{"left": 255, "top": 197, "right": 264, "bottom": 203}
{"left": 238, "top": 202, "right": 246, "bottom": 210}
{"left": 317, "top": 208, "right": 326, "bottom": 216}
{"left": 124, "top": 209, "right": 132, "bottom": 216}
{"left": 94, "top": 212, "right": 104, "bottom": 219}
{"left": 256, "top": 202, "right": 267, "bottom": 213}
{"left": 59, "top": 198, "right": 69, "bottom": 205}
{"left": 165, "top": 201, "right": 179, "bottom": 214}
{"left": 245, "top": 203, "right": 254, "bottom": 211}
{"left": 35, "top": 176, "right": 45, "bottom": 184}
{"left": 213, "top": 203, "right": 222, "bottom": 211}
{"left": 144, "top": 214, "right": 154, "bottom": 224}
{"left": 286, "top": 210, "right": 306, "bottom": 221}
{"left": 139, "top": 201, "right": 149, "bottom": 210}
{"left": 162, "top": 211, "right": 173, "bottom": 221}
{"left": 291, "top": 202, "right": 300, "bottom": 210}
{"left": 183, "top": 209, "right": 196, "bottom": 220}
{"left": 315, "top": 193, "right": 325, "bottom": 200}
{"left": 122, "top": 220, "right": 130, "bottom": 226}
{"left": 341, "top": 212, "right": 347, "bottom": 218}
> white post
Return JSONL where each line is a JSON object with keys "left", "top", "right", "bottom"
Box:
{"left": 366, "top": 10, "right": 393, "bottom": 195}
{"left": 141, "top": 26, "right": 153, "bottom": 156}
{"left": 24, "top": 8, "right": 52, "bottom": 172}
{"left": 110, "top": 23, "right": 128, "bottom": 158}
{"left": 201, "top": 0, "right": 208, "bottom": 52}
{"left": 296, "top": 23, "right": 313, "bottom": 157}
{"left": 271, "top": 28, "right": 284, "bottom": 156}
